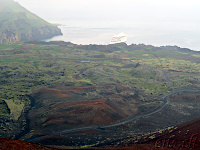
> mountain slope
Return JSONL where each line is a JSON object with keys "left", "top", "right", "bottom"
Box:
{"left": 0, "top": 138, "right": 57, "bottom": 150}
{"left": 0, "top": 0, "right": 62, "bottom": 43}
{"left": 21, "top": 84, "right": 138, "bottom": 143}
{"left": 136, "top": 117, "right": 200, "bottom": 149}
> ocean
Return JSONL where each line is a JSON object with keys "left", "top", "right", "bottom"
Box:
{"left": 45, "top": 20, "right": 200, "bottom": 51}
{"left": 16, "top": 0, "right": 200, "bottom": 51}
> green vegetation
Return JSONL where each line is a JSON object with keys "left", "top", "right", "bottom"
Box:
{"left": 1, "top": 40, "right": 200, "bottom": 145}
{"left": 0, "top": 100, "right": 10, "bottom": 115}
{"left": 0, "top": 0, "right": 62, "bottom": 43}
{"left": 4, "top": 100, "right": 24, "bottom": 120}
{"left": 1, "top": 41, "right": 200, "bottom": 121}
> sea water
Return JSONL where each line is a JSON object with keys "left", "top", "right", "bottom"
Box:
{"left": 45, "top": 20, "right": 200, "bottom": 51}
{"left": 16, "top": 0, "right": 200, "bottom": 51}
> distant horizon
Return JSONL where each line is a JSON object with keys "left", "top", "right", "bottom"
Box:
{"left": 14, "top": 0, "right": 200, "bottom": 50}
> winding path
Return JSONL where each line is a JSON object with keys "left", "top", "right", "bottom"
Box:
{"left": 163, "top": 70, "right": 172, "bottom": 83}
{"left": 29, "top": 71, "right": 200, "bottom": 142}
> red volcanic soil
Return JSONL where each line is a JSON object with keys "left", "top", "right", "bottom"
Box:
{"left": 20, "top": 45, "right": 35, "bottom": 50}
{"left": 0, "top": 138, "right": 172, "bottom": 150}
{"left": 25, "top": 84, "right": 138, "bottom": 141}
{"left": 66, "top": 86, "right": 85, "bottom": 92}
{"left": 37, "top": 88, "right": 72, "bottom": 98}
{"left": 0, "top": 138, "right": 57, "bottom": 150}
{"left": 28, "top": 97, "right": 137, "bottom": 134}
{"left": 136, "top": 117, "right": 200, "bottom": 149}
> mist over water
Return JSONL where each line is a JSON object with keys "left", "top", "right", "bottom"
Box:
{"left": 46, "top": 20, "right": 200, "bottom": 51}
{"left": 16, "top": 0, "right": 200, "bottom": 50}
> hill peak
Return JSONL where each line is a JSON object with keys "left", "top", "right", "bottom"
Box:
{"left": 0, "top": 0, "right": 62, "bottom": 43}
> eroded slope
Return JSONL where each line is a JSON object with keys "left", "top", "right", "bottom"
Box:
{"left": 22, "top": 84, "right": 139, "bottom": 141}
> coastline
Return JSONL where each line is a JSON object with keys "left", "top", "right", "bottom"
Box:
{"left": 43, "top": 24, "right": 200, "bottom": 51}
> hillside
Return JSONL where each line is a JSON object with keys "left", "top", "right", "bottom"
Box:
{"left": 2, "top": 113, "right": 200, "bottom": 150}
{"left": 1, "top": 41, "right": 200, "bottom": 148}
{"left": 0, "top": 0, "right": 62, "bottom": 43}
{"left": 134, "top": 117, "right": 200, "bottom": 149}
{"left": 21, "top": 84, "right": 138, "bottom": 142}
{"left": 0, "top": 138, "right": 57, "bottom": 150}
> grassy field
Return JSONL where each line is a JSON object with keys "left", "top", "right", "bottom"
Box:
{"left": 1, "top": 41, "right": 200, "bottom": 121}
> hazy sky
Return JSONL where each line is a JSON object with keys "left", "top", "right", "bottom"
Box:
{"left": 14, "top": 0, "right": 200, "bottom": 23}
{"left": 13, "top": 0, "right": 200, "bottom": 49}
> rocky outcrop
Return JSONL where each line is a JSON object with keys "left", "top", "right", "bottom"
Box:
{"left": 30, "top": 26, "right": 62, "bottom": 40}
{"left": 0, "top": 0, "right": 62, "bottom": 43}
{"left": 0, "top": 24, "right": 62, "bottom": 44}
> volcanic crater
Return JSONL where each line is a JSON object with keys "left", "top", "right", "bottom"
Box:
{"left": 22, "top": 84, "right": 139, "bottom": 141}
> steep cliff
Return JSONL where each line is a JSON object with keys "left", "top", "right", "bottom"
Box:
{"left": 0, "top": 0, "right": 62, "bottom": 43}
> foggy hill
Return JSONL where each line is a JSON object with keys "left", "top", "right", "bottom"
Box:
{"left": 0, "top": 0, "right": 62, "bottom": 43}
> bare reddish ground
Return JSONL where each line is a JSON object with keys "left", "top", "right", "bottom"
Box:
{"left": 0, "top": 138, "right": 179, "bottom": 150}
{"left": 50, "top": 98, "right": 115, "bottom": 111}
{"left": 65, "top": 86, "right": 85, "bottom": 92}
{"left": 37, "top": 88, "right": 72, "bottom": 98}
{"left": 66, "top": 85, "right": 96, "bottom": 92}
{"left": 20, "top": 45, "right": 35, "bottom": 50}
{"left": 37, "top": 97, "right": 136, "bottom": 128}
{"left": 26, "top": 84, "right": 138, "bottom": 143}
{"left": 0, "top": 138, "right": 171, "bottom": 150}
{"left": 136, "top": 117, "right": 200, "bottom": 149}
{"left": 0, "top": 138, "right": 57, "bottom": 150}
{"left": 65, "top": 84, "right": 120, "bottom": 92}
